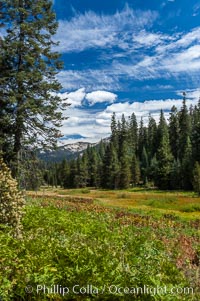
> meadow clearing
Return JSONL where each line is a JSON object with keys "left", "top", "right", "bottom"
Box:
{"left": 1, "top": 188, "right": 200, "bottom": 300}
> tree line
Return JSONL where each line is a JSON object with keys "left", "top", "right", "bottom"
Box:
{"left": 45, "top": 95, "right": 200, "bottom": 193}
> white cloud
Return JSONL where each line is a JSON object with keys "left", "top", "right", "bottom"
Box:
{"left": 55, "top": 5, "right": 158, "bottom": 53}
{"left": 57, "top": 70, "right": 120, "bottom": 91}
{"left": 132, "top": 30, "right": 166, "bottom": 48}
{"left": 156, "top": 27, "right": 200, "bottom": 54}
{"left": 111, "top": 57, "right": 160, "bottom": 81}
{"left": 57, "top": 88, "right": 117, "bottom": 109}
{"left": 57, "top": 88, "right": 86, "bottom": 107}
{"left": 60, "top": 106, "right": 111, "bottom": 144}
{"left": 98, "top": 96, "right": 200, "bottom": 124}
{"left": 176, "top": 89, "right": 200, "bottom": 100}
{"left": 86, "top": 91, "right": 117, "bottom": 106}
{"left": 111, "top": 27, "right": 200, "bottom": 81}
{"left": 162, "top": 45, "right": 200, "bottom": 72}
{"left": 110, "top": 35, "right": 200, "bottom": 81}
{"left": 143, "top": 84, "right": 173, "bottom": 90}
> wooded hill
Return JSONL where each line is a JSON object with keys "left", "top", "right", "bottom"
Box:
{"left": 45, "top": 96, "right": 200, "bottom": 193}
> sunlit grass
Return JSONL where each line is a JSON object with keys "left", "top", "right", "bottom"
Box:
{"left": 27, "top": 187, "right": 200, "bottom": 220}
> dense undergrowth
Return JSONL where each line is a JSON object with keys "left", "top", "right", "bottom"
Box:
{"left": 0, "top": 193, "right": 199, "bottom": 300}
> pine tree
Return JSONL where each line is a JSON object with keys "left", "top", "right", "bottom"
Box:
{"left": 75, "top": 153, "right": 89, "bottom": 188}
{"left": 178, "top": 93, "right": 191, "bottom": 161}
{"left": 128, "top": 112, "right": 138, "bottom": 152}
{"left": 119, "top": 142, "right": 131, "bottom": 189}
{"left": 59, "top": 159, "right": 69, "bottom": 187}
{"left": 98, "top": 139, "right": 106, "bottom": 159}
{"left": 170, "top": 159, "right": 181, "bottom": 190}
{"left": 138, "top": 118, "right": 148, "bottom": 159}
{"left": 147, "top": 114, "right": 157, "bottom": 159}
{"left": 109, "top": 143, "right": 120, "bottom": 189}
{"left": 101, "top": 143, "right": 120, "bottom": 189}
{"left": 118, "top": 114, "right": 128, "bottom": 158}
{"left": 169, "top": 106, "right": 179, "bottom": 160}
{"left": 149, "top": 155, "right": 158, "bottom": 186}
{"left": 110, "top": 112, "right": 119, "bottom": 151}
{"left": 101, "top": 145, "right": 111, "bottom": 189}
{"left": 67, "top": 160, "right": 77, "bottom": 188}
{"left": 157, "top": 110, "right": 167, "bottom": 146}
{"left": 62, "top": 164, "right": 71, "bottom": 189}
{"left": 96, "top": 140, "right": 106, "bottom": 187}
{"left": 140, "top": 147, "right": 149, "bottom": 185}
{"left": 155, "top": 110, "right": 173, "bottom": 189}
{"left": 138, "top": 118, "right": 144, "bottom": 158}
{"left": 181, "top": 136, "right": 193, "bottom": 190}
{"left": 87, "top": 148, "right": 99, "bottom": 187}
{"left": 49, "top": 162, "right": 59, "bottom": 187}
{"left": 131, "top": 153, "right": 140, "bottom": 186}
{"left": 0, "top": 0, "right": 68, "bottom": 178}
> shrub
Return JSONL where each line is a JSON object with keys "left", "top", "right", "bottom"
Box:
{"left": 0, "top": 157, "right": 25, "bottom": 237}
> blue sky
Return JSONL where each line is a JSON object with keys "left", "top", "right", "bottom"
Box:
{"left": 53, "top": 0, "right": 200, "bottom": 143}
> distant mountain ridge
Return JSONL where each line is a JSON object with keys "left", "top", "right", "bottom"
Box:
{"left": 60, "top": 141, "right": 96, "bottom": 152}
{"left": 39, "top": 139, "right": 109, "bottom": 162}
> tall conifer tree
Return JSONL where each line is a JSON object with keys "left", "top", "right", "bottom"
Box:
{"left": 138, "top": 118, "right": 144, "bottom": 159}
{"left": 169, "top": 106, "right": 179, "bottom": 160}
{"left": 147, "top": 114, "right": 157, "bottom": 158}
{"left": 156, "top": 110, "right": 173, "bottom": 189}
{"left": 119, "top": 141, "right": 131, "bottom": 189}
{"left": 110, "top": 112, "right": 119, "bottom": 151}
{"left": 87, "top": 147, "right": 99, "bottom": 187}
{"left": 141, "top": 146, "right": 149, "bottom": 185}
{"left": 0, "top": 0, "right": 67, "bottom": 178}
{"left": 131, "top": 153, "right": 140, "bottom": 186}
{"left": 181, "top": 136, "right": 193, "bottom": 190}
{"left": 178, "top": 93, "right": 191, "bottom": 161}
{"left": 101, "top": 143, "right": 120, "bottom": 189}
{"left": 128, "top": 112, "right": 138, "bottom": 152}
{"left": 118, "top": 114, "right": 128, "bottom": 158}
{"left": 75, "top": 153, "right": 89, "bottom": 188}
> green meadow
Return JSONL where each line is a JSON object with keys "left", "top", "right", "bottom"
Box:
{"left": 1, "top": 188, "right": 199, "bottom": 300}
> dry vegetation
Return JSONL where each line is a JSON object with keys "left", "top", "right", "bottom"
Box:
{"left": 27, "top": 187, "right": 200, "bottom": 220}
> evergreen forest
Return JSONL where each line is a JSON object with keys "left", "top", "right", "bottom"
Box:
{"left": 45, "top": 96, "right": 200, "bottom": 193}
